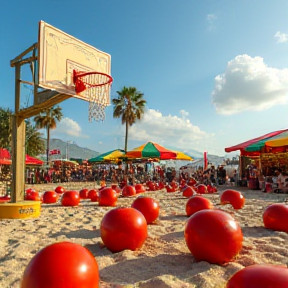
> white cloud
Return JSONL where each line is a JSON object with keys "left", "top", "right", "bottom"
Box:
{"left": 51, "top": 117, "right": 89, "bottom": 138}
{"left": 275, "top": 31, "right": 288, "bottom": 43}
{"left": 212, "top": 54, "right": 288, "bottom": 115}
{"left": 206, "top": 14, "right": 217, "bottom": 31}
{"left": 127, "top": 109, "right": 218, "bottom": 155}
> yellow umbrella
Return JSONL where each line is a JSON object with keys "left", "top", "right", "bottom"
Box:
{"left": 174, "top": 151, "right": 193, "bottom": 161}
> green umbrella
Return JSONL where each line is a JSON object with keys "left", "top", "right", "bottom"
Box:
{"left": 88, "top": 149, "right": 125, "bottom": 163}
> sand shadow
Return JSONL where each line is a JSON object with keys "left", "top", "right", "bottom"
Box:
{"left": 160, "top": 214, "right": 187, "bottom": 221}
{"left": 98, "top": 253, "right": 204, "bottom": 284}
{"left": 160, "top": 231, "right": 184, "bottom": 242}
{"left": 41, "top": 202, "right": 98, "bottom": 208}
{"left": 50, "top": 228, "right": 100, "bottom": 239}
{"left": 241, "top": 226, "right": 277, "bottom": 238}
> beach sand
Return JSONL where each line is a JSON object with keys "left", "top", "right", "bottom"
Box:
{"left": 1, "top": 183, "right": 288, "bottom": 288}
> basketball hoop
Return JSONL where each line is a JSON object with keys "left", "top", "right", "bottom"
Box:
{"left": 73, "top": 70, "right": 113, "bottom": 122}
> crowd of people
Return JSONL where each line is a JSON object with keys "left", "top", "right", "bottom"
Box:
{"left": 25, "top": 161, "right": 234, "bottom": 189}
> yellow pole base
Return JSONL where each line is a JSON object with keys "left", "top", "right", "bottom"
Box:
{"left": 0, "top": 201, "right": 41, "bottom": 219}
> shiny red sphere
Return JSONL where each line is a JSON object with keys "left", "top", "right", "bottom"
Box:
{"left": 131, "top": 196, "right": 160, "bottom": 224}
{"left": 135, "top": 184, "right": 146, "bottom": 193}
{"left": 42, "top": 191, "right": 58, "bottom": 204}
{"left": 79, "top": 188, "right": 89, "bottom": 199}
{"left": 98, "top": 187, "right": 117, "bottom": 207}
{"left": 25, "top": 190, "right": 40, "bottom": 201}
{"left": 226, "top": 264, "right": 288, "bottom": 288}
{"left": 122, "top": 185, "right": 136, "bottom": 197}
{"left": 184, "top": 209, "right": 243, "bottom": 264}
{"left": 187, "top": 178, "right": 197, "bottom": 186}
{"left": 221, "top": 189, "right": 245, "bottom": 209}
{"left": 55, "top": 186, "right": 65, "bottom": 194}
{"left": 182, "top": 186, "right": 195, "bottom": 198}
{"left": 196, "top": 184, "right": 207, "bottom": 194}
{"left": 88, "top": 189, "right": 98, "bottom": 200}
{"left": 263, "top": 204, "right": 288, "bottom": 233}
{"left": 100, "top": 207, "right": 147, "bottom": 253}
{"left": 20, "top": 242, "right": 99, "bottom": 288}
{"left": 207, "top": 184, "right": 217, "bottom": 194}
{"left": 61, "top": 191, "right": 80, "bottom": 206}
{"left": 185, "top": 196, "right": 214, "bottom": 217}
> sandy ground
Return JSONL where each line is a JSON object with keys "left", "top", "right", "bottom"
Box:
{"left": 1, "top": 182, "right": 288, "bottom": 288}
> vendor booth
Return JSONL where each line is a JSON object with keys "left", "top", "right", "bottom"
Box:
{"left": 225, "top": 128, "right": 288, "bottom": 191}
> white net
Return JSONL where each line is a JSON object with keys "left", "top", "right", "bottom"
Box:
{"left": 75, "top": 72, "right": 111, "bottom": 122}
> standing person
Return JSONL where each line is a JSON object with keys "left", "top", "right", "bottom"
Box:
{"left": 30, "top": 169, "right": 35, "bottom": 184}
{"left": 35, "top": 168, "right": 40, "bottom": 184}
{"left": 221, "top": 167, "right": 226, "bottom": 185}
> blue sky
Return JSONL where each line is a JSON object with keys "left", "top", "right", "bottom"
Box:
{"left": 1, "top": 0, "right": 288, "bottom": 157}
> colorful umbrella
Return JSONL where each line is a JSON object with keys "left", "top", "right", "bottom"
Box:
{"left": 51, "top": 159, "right": 79, "bottom": 166}
{"left": 174, "top": 151, "right": 193, "bottom": 161}
{"left": 125, "top": 142, "right": 177, "bottom": 160}
{"left": 225, "top": 128, "right": 288, "bottom": 154}
{"left": 88, "top": 149, "right": 125, "bottom": 163}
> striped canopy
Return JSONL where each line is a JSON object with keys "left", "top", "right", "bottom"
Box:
{"left": 125, "top": 142, "right": 177, "bottom": 160}
{"left": 225, "top": 128, "right": 288, "bottom": 154}
{"left": 88, "top": 149, "right": 125, "bottom": 163}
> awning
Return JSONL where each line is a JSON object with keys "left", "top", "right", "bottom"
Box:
{"left": 225, "top": 128, "right": 288, "bottom": 153}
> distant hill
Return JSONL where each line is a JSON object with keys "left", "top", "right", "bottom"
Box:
{"left": 41, "top": 138, "right": 100, "bottom": 160}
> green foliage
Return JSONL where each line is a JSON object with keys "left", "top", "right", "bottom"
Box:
{"left": 112, "top": 87, "right": 146, "bottom": 152}
{"left": 0, "top": 107, "right": 12, "bottom": 149}
{"left": 25, "top": 120, "right": 45, "bottom": 156}
{"left": 0, "top": 107, "right": 47, "bottom": 157}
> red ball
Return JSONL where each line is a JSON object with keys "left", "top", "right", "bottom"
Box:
{"left": 226, "top": 264, "right": 288, "bottom": 288}
{"left": 207, "top": 184, "right": 216, "bottom": 194}
{"left": 122, "top": 185, "right": 136, "bottom": 197}
{"left": 185, "top": 196, "right": 214, "bottom": 217}
{"left": 135, "top": 184, "right": 146, "bottom": 193}
{"left": 100, "top": 207, "right": 147, "bottom": 252}
{"left": 131, "top": 196, "right": 160, "bottom": 224}
{"left": 263, "top": 204, "right": 288, "bottom": 233}
{"left": 55, "top": 186, "right": 65, "bottom": 194}
{"left": 79, "top": 188, "right": 89, "bottom": 199}
{"left": 165, "top": 185, "right": 176, "bottom": 193}
{"left": 184, "top": 209, "right": 243, "bottom": 264}
{"left": 187, "top": 178, "right": 197, "bottom": 186}
{"left": 182, "top": 186, "right": 195, "bottom": 198}
{"left": 42, "top": 191, "right": 58, "bottom": 204}
{"left": 221, "top": 189, "right": 245, "bottom": 210}
{"left": 98, "top": 187, "right": 117, "bottom": 207}
{"left": 20, "top": 242, "right": 99, "bottom": 288}
{"left": 88, "top": 189, "right": 98, "bottom": 200}
{"left": 25, "top": 190, "right": 40, "bottom": 201}
{"left": 61, "top": 191, "right": 80, "bottom": 207}
{"left": 196, "top": 184, "right": 207, "bottom": 194}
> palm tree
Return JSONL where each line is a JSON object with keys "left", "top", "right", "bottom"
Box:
{"left": 112, "top": 86, "right": 147, "bottom": 153}
{"left": 25, "top": 120, "right": 45, "bottom": 156}
{"left": 34, "top": 106, "right": 63, "bottom": 164}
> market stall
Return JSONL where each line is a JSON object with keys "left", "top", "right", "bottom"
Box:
{"left": 225, "top": 128, "right": 288, "bottom": 190}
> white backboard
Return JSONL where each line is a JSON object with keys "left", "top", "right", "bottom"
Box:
{"left": 38, "top": 21, "right": 111, "bottom": 105}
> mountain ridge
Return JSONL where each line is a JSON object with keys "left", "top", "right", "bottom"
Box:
{"left": 42, "top": 138, "right": 100, "bottom": 160}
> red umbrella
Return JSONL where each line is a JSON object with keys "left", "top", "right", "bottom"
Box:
{"left": 0, "top": 159, "right": 11, "bottom": 165}
{"left": 25, "top": 155, "right": 44, "bottom": 166}
{"left": 0, "top": 148, "right": 11, "bottom": 165}
{"left": 0, "top": 148, "right": 11, "bottom": 159}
